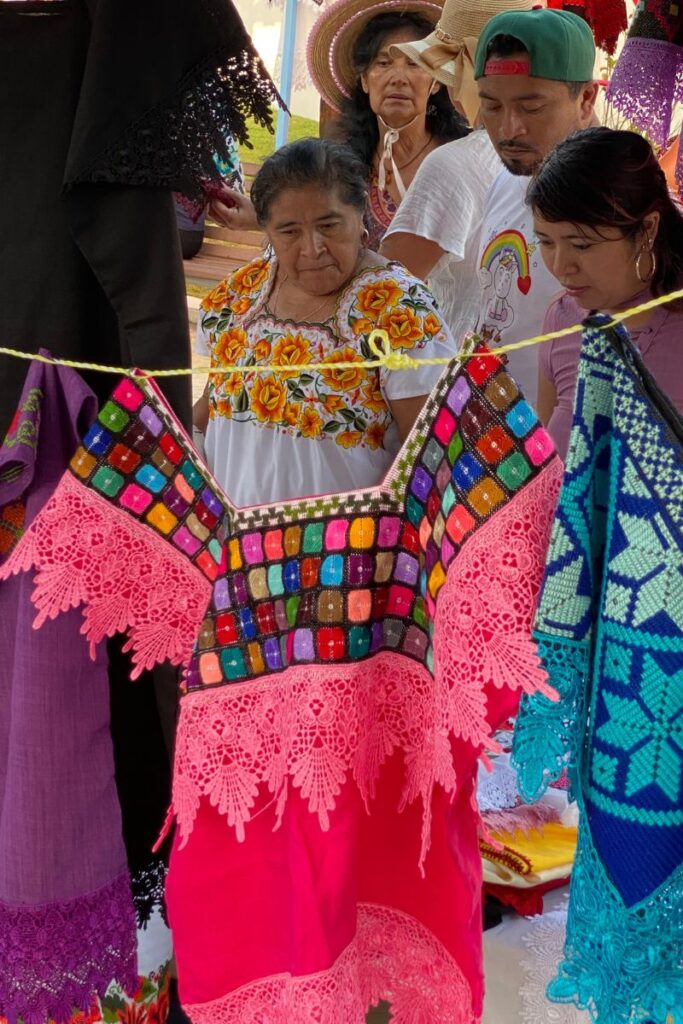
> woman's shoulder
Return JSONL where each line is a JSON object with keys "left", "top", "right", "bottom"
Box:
{"left": 336, "top": 260, "right": 451, "bottom": 350}
{"left": 199, "top": 255, "right": 274, "bottom": 320}
{"left": 345, "top": 260, "right": 439, "bottom": 305}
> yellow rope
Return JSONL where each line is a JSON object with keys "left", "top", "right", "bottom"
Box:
{"left": 2, "top": 287, "right": 680, "bottom": 379}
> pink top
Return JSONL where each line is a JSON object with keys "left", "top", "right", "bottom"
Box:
{"left": 541, "top": 291, "right": 683, "bottom": 459}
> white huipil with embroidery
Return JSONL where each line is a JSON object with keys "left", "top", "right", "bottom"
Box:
{"left": 196, "top": 257, "right": 456, "bottom": 506}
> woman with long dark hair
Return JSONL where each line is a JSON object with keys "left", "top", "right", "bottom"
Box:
{"left": 308, "top": 0, "right": 469, "bottom": 247}
{"left": 529, "top": 126, "right": 683, "bottom": 457}
{"left": 214, "top": 2, "right": 468, "bottom": 249}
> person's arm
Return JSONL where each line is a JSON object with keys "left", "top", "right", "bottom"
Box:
{"left": 380, "top": 232, "right": 446, "bottom": 281}
{"left": 193, "top": 383, "right": 210, "bottom": 434}
{"left": 536, "top": 369, "right": 557, "bottom": 428}
{"left": 387, "top": 394, "right": 429, "bottom": 441}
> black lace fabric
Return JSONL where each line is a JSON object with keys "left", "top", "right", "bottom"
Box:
{"left": 131, "top": 858, "right": 169, "bottom": 928}
{"left": 62, "top": 0, "right": 281, "bottom": 199}
{"left": 70, "top": 47, "right": 279, "bottom": 200}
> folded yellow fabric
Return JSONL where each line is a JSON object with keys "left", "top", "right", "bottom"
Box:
{"left": 481, "top": 822, "right": 577, "bottom": 887}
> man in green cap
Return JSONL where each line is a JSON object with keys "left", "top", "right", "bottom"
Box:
{"left": 451, "top": 7, "right": 599, "bottom": 405}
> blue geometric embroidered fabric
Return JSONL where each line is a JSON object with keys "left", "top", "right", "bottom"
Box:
{"left": 513, "top": 316, "right": 683, "bottom": 1023}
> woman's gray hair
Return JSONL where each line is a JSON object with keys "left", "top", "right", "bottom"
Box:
{"left": 250, "top": 137, "right": 368, "bottom": 225}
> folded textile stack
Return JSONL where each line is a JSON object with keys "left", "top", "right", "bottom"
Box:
{"left": 476, "top": 753, "right": 578, "bottom": 916}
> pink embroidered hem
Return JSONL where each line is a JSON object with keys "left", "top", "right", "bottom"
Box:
{"left": 170, "top": 466, "right": 562, "bottom": 855}
{"left": 183, "top": 903, "right": 474, "bottom": 1024}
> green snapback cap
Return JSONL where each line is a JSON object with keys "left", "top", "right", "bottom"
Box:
{"left": 473, "top": 8, "right": 595, "bottom": 82}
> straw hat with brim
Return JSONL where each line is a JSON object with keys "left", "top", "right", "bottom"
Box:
{"left": 307, "top": 0, "right": 444, "bottom": 113}
{"left": 391, "top": 0, "right": 534, "bottom": 123}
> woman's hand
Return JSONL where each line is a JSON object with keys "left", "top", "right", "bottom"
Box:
{"left": 208, "top": 186, "right": 259, "bottom": 232}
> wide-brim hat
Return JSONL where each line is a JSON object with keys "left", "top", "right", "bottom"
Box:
{"left": 307, "top": 0, "right": 444, "bottom": 113}
{"left": 390, "top": 0, "right": 535, "bottom": 121}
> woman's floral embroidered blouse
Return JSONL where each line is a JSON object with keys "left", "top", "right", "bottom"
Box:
{"left": 196, "top": 255, "right": 456, "bottom": 506}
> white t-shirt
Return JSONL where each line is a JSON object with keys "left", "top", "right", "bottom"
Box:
{"left": 451, "top": 168, "right": 559, "bottom": 408}
{"left": 384, "top": 131, "right": 500, "bottom": 341}
{"left": 196, "top": 257, "right": 456, "bottom": 508}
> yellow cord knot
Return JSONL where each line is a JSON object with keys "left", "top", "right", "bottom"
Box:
{"left": 367, "top": 329, "right": 422, "bottom": 371}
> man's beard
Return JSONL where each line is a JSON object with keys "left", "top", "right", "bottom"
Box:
{"left": 497, "top": 145, "right": 542, "bottom": 176}
{"left": 500, "top": 155, "right": 542, "bottom": 175}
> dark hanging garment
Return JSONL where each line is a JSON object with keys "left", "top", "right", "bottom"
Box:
{"left": 0, "top": 0, "right": 280, "bottom": 437}
{"left": 0, "top": 5, "right": 279, "bottom": 1021}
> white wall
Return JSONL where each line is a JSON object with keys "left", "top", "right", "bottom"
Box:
{"left": 236, "top": 0, "right": 322, "bottom": 123}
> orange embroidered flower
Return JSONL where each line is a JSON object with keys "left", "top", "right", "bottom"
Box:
{"left": 321, "top": 393, "right": 345, "bottom": 414}
{"left": 201, "top": 279, "right": 229, "bottom": 312}
{"left": 250, "top": 375, "right": 287, "bottom": 423}
{"left": 230, "top": 296, "right": 252, "bottom": 315}
{"left": 284, "top": 402, "right": 300, "bottom": 426}
{"left": 378, "top": 306, "right": 424, "bottom": 349}
{"left": 365, "top": 423, "right": 385, "bottom": 449}
{"left": 230, "top": 258, "right": 270, "bottom": 295}
{"left": 351, "top": 316, "right": 375, "bottom": 337}
{"left": 319, "top": 347, "right": 366, "bottom": 392}
{"left": 423, "top": 312, "right": 441, "bottom": 336}
{"left": 360, "top": 378, "right": 385, "bottom": 414}
{"left": 336, "top": 430, "right": 362, "bottom": 449}
{"left": 214, "top": 398, "right": 233, "bottom": 419}
{"left": 253, "top": 338, "right": 272, "bottom": 361}
{"left": 298, "top": 407, "right": 324, "bottom": 438}
{"left": 272, "top": 333, "right": 311, "bottom": 379}
{"left": 355, "top": 279, "right": 403, "bottom": 318}
{"left": 213, "top": 327, "right": 248, "bottom": 366}
{"left": 224, "top": 372, "right": 243, "bottom": 397}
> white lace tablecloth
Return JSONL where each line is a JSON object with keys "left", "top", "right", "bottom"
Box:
{"left": 483, "top": 889, "right": 591, "bottom": 1024}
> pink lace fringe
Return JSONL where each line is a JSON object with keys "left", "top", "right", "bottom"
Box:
{"left": 0, "top": 474, "right": 212, "bottom": 679}
{"left": 171, "top": 465, "right": 562, "bottom": 858}
{"left": 2, "top": 463, "right": 561, "bottom": 861}
{"left": 184, "top": 903, "right": 474, "bottom": 1024}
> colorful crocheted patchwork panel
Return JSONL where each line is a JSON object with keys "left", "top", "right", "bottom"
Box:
{"left": 67, "top": 351, "right": 556, "bottom": 693}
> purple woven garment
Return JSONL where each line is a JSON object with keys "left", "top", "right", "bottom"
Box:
{"left": 0, "top": 357, "right": 137, "bottom": 1024}
{"left": 606, "top": 37, "right": 683, "bottom": 148}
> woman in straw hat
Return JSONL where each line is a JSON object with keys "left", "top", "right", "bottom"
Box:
{"left": 381, "top": 0, "right": 534, "bottom": 335}
{"left": 307, "top": 0, "right": 469, "bottom": 247}
{"left": 213, "top": 2, "right": 467, "bottom": 246}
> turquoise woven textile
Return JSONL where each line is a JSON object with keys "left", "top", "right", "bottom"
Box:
{"left": 513, "top": 316, "right": 683, "bottom": 1023}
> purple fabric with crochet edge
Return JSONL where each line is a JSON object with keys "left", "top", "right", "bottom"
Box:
{"left": 0, "top": 357, "right": 137, "bottom": 1024}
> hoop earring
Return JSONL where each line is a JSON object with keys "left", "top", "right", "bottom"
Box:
{"left": 635, "top": 245, "right": 656, "bottom": 284}
{"left": 360, "top": 227, "right": 370, "bottom": 247}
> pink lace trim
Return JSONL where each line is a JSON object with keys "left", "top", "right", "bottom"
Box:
{"left": 0, "top": 474, "right": 211, "bottom": 679}
{"left": 171, "top": 466, "right": 562, "bottom": 854}
{"left": 172, "top": 651, "right": 447, "bottom": 851}
{"left": 0, "top": 872, "right": 137, "bottom": 1024}
{"left": 184, "top": 903, "right": 474, "bottom": 1024}
{"left": 432, "top": 461, "right": 561, "bottom": 753}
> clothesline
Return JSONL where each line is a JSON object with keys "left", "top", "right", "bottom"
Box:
{"left": 1, "top": 286, "right": 680, "bottom": 379}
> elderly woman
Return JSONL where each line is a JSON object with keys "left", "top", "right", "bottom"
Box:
{"left": 530, "top": 127, "right": 683, "bottom": 459}
{"left": 194, "top": 137, "right": 456, "bottom": 505}
{"left": 214, "top": 1, "right": 467, "bottom": 248}
{"left": 308, "top": 0, "right": 469, "bottom": 247}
